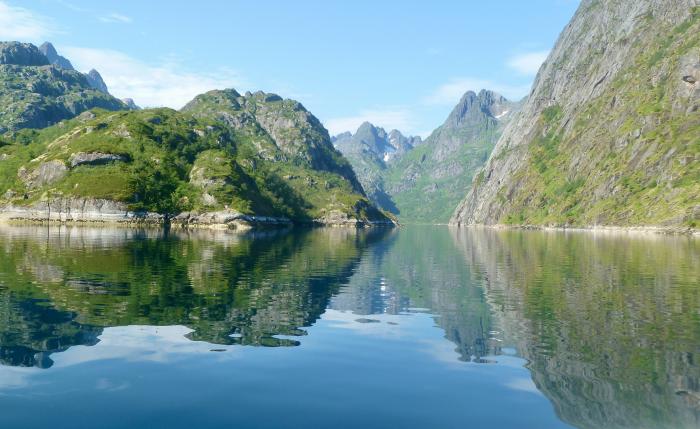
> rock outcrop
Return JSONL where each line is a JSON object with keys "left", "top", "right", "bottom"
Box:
{"left": 0, "top": 42, "right": 49, "bottom": 66}
{"left": 69, "top": 152, "right": 127, "bottom": 168}
{"left": 451, "top": 0, "right": 700, "bottom": 229}
{"left": 38, "top": 42, "right": 74, "bottom": 70}
{"left": 0, "top": 197, "right": 163, "bottom": 224}
{"left": 85, "top": 69, "right": 109, "bottom": 94}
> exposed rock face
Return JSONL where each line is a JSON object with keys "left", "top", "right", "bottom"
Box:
{"left": 38, "top": 42, "right": 114, "bottom": 96}
{"left": 18, "top": 160, "right": 67, "bottom": 189}
{"left": 383, "top": 90, "right": 518, "bottom": 223}
{"left": 121, "top": 98, "right": 140, "bottom": 110}
{"left": 0, "top": 42, "right": 49, "bottom": 66}
{"left": 85, "top": 69, "right": 109, "bottom": 94}
{"left": 179, "top": 89, "right": 393, "bottom": 225}
{"left": 452, "top": 0, "right": 700, "bottom": 228}
{"left": 69, "top": 152, "right": 127, "bottom": 168}
{"left": 182, "top": 89, "right": 364, "bottom": 192}
{"left": 0, "top": 41, "right": 125, "bottom": 133}
{"left": 171, "top": 210, "right": 291, "bottom": 229}
{"left": 0, "top": 197, "right": 163, "bottom": 224}
{"left": 38, "top": 42, "right": 74, "bottom": 70}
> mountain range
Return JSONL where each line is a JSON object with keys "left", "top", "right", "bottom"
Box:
{"left": 334, "top": 89, "right": 519, "bottom": 223}
{"left": 1, "top": 0, "right": 699, "bottom": 235}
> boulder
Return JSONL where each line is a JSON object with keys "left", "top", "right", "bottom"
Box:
{"left": 69, "top": 152, "right": 127, "bottom": 168}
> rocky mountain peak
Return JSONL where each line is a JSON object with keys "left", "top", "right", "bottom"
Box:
{"left": 388, "top": 129, "right": 421, "bottom": 151}
{"left": 445, "top": 90, "right": 511, "bottom": 128}
{"left": 0, "top": 42, "right": 49, "bottom": 66}
{"left": 85, "top": 69, "right": 109, "bottom": 94}
{"left": 38, "top": 42, "right": 74, "bottom": 70}
{"left": 121, "top": 98, "right": 140, "bottom": 110}
{"left": 355, "top": 122, "right": 388, "bottom": 146}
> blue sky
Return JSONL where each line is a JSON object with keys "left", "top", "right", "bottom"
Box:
{"left": 1, "top": 0, "right": 579, "bottom": 136}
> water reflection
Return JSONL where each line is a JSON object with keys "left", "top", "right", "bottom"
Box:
{"left": 0, "top": 225, "right": 388, "bottom": 365}
{"left": 330, "top": 227, "right": 501, "bottom": 363}
{"left": 451, "top": 228, "right": 700, "bottom": 429}
{"left": 0, "top": 225, "right": 698, "bottom": 428}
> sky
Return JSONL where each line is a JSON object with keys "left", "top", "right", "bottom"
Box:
{"left": 0, "top": 0, "right": 579, "bottom": 137}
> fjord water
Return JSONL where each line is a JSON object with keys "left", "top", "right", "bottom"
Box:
{"left": 0, "top": 226, "right": 697, "bottom": 429}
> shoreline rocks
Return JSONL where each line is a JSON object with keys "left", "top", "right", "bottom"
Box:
{"left": 449, "top": 223, "right": 700, "bottom": 237}
{"left": 0, "top": 198, "right": 396, "bottom": 230}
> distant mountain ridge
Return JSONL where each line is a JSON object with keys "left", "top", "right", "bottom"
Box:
{"left": 333, "top": 122, "right": 421, "bottom": 164}
{"left": 332, "top": 123, "right": 421, "bottom": 211}
{"left": 334, "top": 89, "right": 520, "bottom": 223}
{"left": 38, "top": 42, "right": 111, "bottom": 95}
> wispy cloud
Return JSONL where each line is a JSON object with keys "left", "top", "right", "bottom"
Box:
{"left": 0, "top": 1, "right": 54, "bottom": 41}
{"left": 324, "top": 107, "right": 415, "bottom": 136}
{"left": 63, "top": 47, "right": 247, "bottom": 108}
{"left": 424, "top": 77, "right": 531, "bottom": 106}
{"left": 507, "top": 50, "right": 549, "bottom": 75}
{"left": 99, "top": 13, "right": 133, "bottom": 24}
{"left": 56, "top": 0, "right": 88, "bottom": 13}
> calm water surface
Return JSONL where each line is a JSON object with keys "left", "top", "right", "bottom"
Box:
{"left": 0, "top": 225, "right": 697, "bottom": 429}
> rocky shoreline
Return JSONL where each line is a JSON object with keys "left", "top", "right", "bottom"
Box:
{"left": 449, "top": 223, "right": 700, "bottom": 237}
{"left": 0, "top": 198, "right": 396, "bottom": 229}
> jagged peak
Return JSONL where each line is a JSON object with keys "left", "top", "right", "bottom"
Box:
{"left": 39, "top": 41, "right": 75, "bottom": 70}
{"left": 122, "top": 98, "right": 140, "bottom": 110}
{"left": 446, "top": 89, "right": 511, "bottom": 126}
{"left": 356, "top": 121, "right": 377, "bottom": 131}
{"left": 38, "top": 41, "right": 57, "bottom": 57}
{"left": 85, "top": 69, "right": 109, "bottom": 94}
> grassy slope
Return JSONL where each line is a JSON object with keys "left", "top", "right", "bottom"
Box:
{"left": 0, "top": 106, "right": 387, "bottom": 222}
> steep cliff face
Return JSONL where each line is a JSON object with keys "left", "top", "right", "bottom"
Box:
{"left": 85, "top": 69, "right": 109, "bottom": 94}
{"left": 452, "top": 1, "right": 700, "bottom": 229}
{"left": 38, "top": 42, "right": 74, "bottom": 70}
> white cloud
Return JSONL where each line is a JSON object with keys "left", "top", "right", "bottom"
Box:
{"left": 99, "top": 13, "right": 133, "bottom": 24}
{"left": 0, "top": 1, "right": 54, "bottom": 41}
{"left": 62, "top": 46, "right": 246, "bottom": 108}
{"left": 324, "top": 107, "right": 414, "bottom": 136}
{"left": 424, "top": 77, "right": 531, "bottom": 106}
{"left": 507, "top": 50, "right": 549, "bottom": 75}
